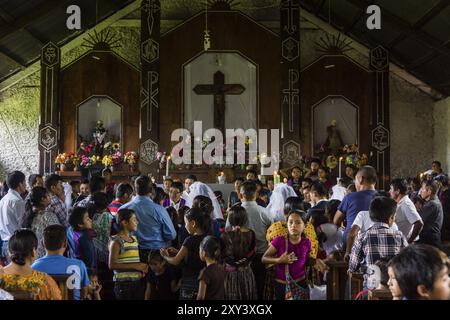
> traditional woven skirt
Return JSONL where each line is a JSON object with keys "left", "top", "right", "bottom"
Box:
{"left": 179, "top": 276, "right": 199, "bottom": 300}
{"left": 263, "top": 266, "right": 275, "bottom": 300}
{"left": 224, "top": 264, "right": 258, "bottom": 300}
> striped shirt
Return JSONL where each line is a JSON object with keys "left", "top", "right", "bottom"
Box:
{"left": 108, "top": 200, "right": 123, "bottom": 216}
{"left": 349, "top": 222, "right": 408, "bottom": 273}
{"left": 112, "top": 235, "right": 142, "bottom": 282}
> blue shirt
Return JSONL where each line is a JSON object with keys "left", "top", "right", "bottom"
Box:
{"left": 338, "top": 189, "right": 377, "bottom": 246}
{"left": 32, "top": 254, "right": 90, "bottom": 300}
{"left": 120, "top": 195, "right": 177, "bottom": 250}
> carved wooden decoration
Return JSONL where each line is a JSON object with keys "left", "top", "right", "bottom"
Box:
{"left": 140, "top": 0, "right": 160, "bottom": 165}
{"left": 280, "top": 0, "right": 301, "bottom": 166}
{"left": 39, "top": 42, "right": 60, "bottom": 175}
{"left": 370, "top": 46, "right": 390, "bottom": 189}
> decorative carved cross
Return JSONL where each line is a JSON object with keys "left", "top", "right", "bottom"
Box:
{"left": 193, "top": 71, "right": 245, "bottom": 133}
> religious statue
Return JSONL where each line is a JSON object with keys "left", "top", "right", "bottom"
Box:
{"left": 323, "top": 119, "right": 344, "bottom": 155}
{"left": 93, "top": 120, "right": 107, "bottom": 157}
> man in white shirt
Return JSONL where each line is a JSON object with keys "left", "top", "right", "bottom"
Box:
{"left": 0, "top": 171, "right": 27, "bottom": 261}
{"left": 331, "top": 176, "right": 353, "bottom": 201}
{"left": 389, "top": 178, "right": 423, "bottom": 243}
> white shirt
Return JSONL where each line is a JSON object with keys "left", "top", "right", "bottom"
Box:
{"left": 225, "top": 201, "right": 273, "bottom": 254}
{"left": 352, "top": 210, "right": 399, "bottom": 233}
{"left": 181, "top": 191, "right": 190, "bottom": 202}
{"left": 170, "top": 199, "right": 182, "bottom": 211}
{"left": 331, "top": 185, "right": 347, "bottom": 201}
{"left": 395, "top": 195, "right": 422, "bottom": 241}
{"left": 0, "top": 189, "right": 26, "bottom": 241}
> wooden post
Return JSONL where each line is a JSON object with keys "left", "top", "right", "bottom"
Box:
{"left": 280, "top": 0, "right": 302, "bottom": 167}
{"left": 139, "top": 0, "right": 160, "bottom": 167}
{"left": 39, "top": 42, "right": 60, "bottom": 175}
{"left": 369, "top": 46, "right": 390, "bottom": 190}
{"left": 325, "top": 260, "right": 349, "bottom": 300}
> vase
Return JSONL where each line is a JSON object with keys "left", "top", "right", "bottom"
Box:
{"left": 60, "top": 164, "right": 66, "bottom": 172}
{"left": 110, "top": 165, "right": 115, "bottom": 172}
{"left": 74, "top": 165, "right": 80, "bottom": 172}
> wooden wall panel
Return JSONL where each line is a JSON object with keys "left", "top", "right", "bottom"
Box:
{"left": 300, "top": 55, "right": 374, "bottom": 158}
{"left": 60, "top": 51, "right": 140, "bottom": 154}
{"left": 159, "top": 11, "right": 280, "bottom": 152}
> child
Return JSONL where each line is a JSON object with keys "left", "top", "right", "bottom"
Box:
{"left": 348, "top": 197, "right": 408, "bottom": 274}
{"left": 197, "top": 236, "right": 225, "bottom": 300}
{"left": 163, "top": 178, "right": 173, "bottom": 195}
{"left": 353, "top": 257, "right": 390, "bottom": 300}
{"left": 262, "top": 210, "right": 312, "bottom": 300}
{"left": 68, "top": 207, "right": 96, "bottom": 270}
{"left": 160, "top": 207, "right": 209, "bottom": 300}
{"left": 85, "top": 270, "right": 102, "bottom": 300}
{"left": 108, "top": 208, "right": 148, "bottom": 300}
{"left": 221, "top": 206, "right": 257, "bottom": 300}
{"left": 146, "top": 251, "right": 179, "bottom": 300}
{"left": 388, "top": 244, "right": 450, "bottom": 300}
{"left": 70, "top": 180, "right": 81, "bottom": 204}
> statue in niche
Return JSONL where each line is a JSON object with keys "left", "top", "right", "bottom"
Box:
{"left": 93, "top": 120, "right": 107, "bottom": 157}
{"left": 323, "top": 119, "right": 344, "bottom": 156}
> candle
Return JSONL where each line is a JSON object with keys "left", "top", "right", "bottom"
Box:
{"left": 218, "top": 171, "right": 225, "bottom": 184}
{"left": 166, "top": 155, "right": 171, "bottom": 178}
{"left": 273, "top": 171, "right": 280, "bottom": 184}
{"left": 339, "top": 157, "right": 343, "bottom": 179}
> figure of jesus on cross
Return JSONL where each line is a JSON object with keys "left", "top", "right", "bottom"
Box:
{"left": 193, "top": 70, "right": 246, "bottom": 134}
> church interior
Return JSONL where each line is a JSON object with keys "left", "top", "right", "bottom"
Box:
{"left": 0, "top": 0, "right": 449, "bottom": 302}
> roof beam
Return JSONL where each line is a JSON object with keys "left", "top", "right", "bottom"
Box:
{"left": 0, "top": 0, "right": 65, "bottom": 42}
{"left": 0, "top": 49, "right": 25, "bottom": 67}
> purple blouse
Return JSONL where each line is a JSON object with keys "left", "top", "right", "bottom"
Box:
{"left": 272, "top": 236, "right": 311, "bottom": 281}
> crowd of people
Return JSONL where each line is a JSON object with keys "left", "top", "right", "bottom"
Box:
{"left": 0, "top": 159, "right": 449, "bottom": 300}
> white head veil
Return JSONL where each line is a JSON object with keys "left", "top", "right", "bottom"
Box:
{"left": 267, "top": 183, "right": 298, "bottom": 222}
{"left": 185, "top": 181, "right": 224, "bottom": 220}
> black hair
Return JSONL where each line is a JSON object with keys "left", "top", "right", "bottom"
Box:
{"left": 390, "top": 178, "right": 408, "bottom": 195}
{"left": 86, "top": 192, "right": 109, "bottom": 219}
{"left": 266, "top": 177, "right": 274, "bottom": 183}
{"left": 7, "top": 170, "right": 25, "bottom": 190}
{"left": 422, "top": 180, "right": 439, "bottom": 195}
{"left": 310, "top": 208, "right": 328, "bottom": 229}
{"left": 148, "top": 249, "right": 165, "bottom": 264}
{"left": 374, "top": 257, "right": 391, "bottom": 287}
{"left": 388, "top": 244, "right": 448, "bottom": 300}
{"left": 171, "top": 181, "right": 184, "bottom": 194}
{"left": 227, "top": 205, "right": 248, "bottom": 227}
{"left": 152, "top": 186, "right": 168, "bottom": 204}
{"left": 375, "top": 190, "right": 390, "bottom": 198}
{"left": 291, "top": 166, "right": 302, "bottom": 172}
{"left": 165, "top": 206, "right": 177, "bottom": 221}
{"left": 193, "top": 195, "right": 213, "bottom": 216}
{"left": 22, "top": 186, "right": 48, "bottom": 229}
{"left": 135, "top": 175, "right": 152, "bottom": 196}
{"left": 357, "top": 166, "right": 377, "bottom": 185}
{"left": 81, "top": 179, "right": 90, "bottom": 185}
{"left": 284, "top": 196, "right": 305, "bottom": 215}
{"left": 28, "top": 174, "right": 43, "bottom": 187}
{"left": 116, "top": 182, "right": 133, "bottom": 198}
{"left": 185, "top": 207, "right": 211, "bottom": 234}
{"left": 70, "top": 180, "right": 81, "bottom": 188}
{"left": 89, "top": 175, "right": 106, "bottom": 193}
{"left": 302, "top": 177, "right": 313, "bottom": 185}
{"left": 163, "top": 177, "right": 173, "bottom": 183}
{"left": 432, "top": 160, "right": 442, "bottom": 168}
{"left": 240, "top": 180, "right": 257, "bottom": 199}
{"left": 214, "top": 190, "right": 223, "bottom": 200}
{"left": 254, "top": 180, "right": 263, "bottom": 188}
{"left": 339, "top": 176, "right": 353, "bottom": 188}
{"left": 177, "top": 206, "right": 190, "bottom": 225}
{"left": 234, "top": 177, "right": 245, "bottom": 183}
{"left": 369, "top": 196, "right": 397, "bottom": 223}
{"left": 102, "top": 168, "right": 112, "bottom": 175}
{"left": 117, "top": 208, "right": 136, "bottom": 226}
{"left": 286, "top": 210, "right": 308, "bottom": 225}
{"left": 185, "top": 174, "right": 197, "bottom": 182}
{"left": 200, "top": 235, "right": 222, "bottom": 261}
{"left": 43, "top": 224, "right": 67, "bottom": 251}
{"left": 310, "top": 181, "right": 328, "bottom": 197}
{"left": 310, "top": 158, "right": 321, "bottom": 165}
{"left": 44, "top": 173, "right": 62, "bottom": 191}
{"left": 347, "top": 184, "right": 356, "bottom": 193}
{"left": 325, "top": 199, "right": 341, "bottom": 222}
{"left": 8, "top": 229, "right": 38, "bottom": 266}
{"left": 69, "top": 207, "right": 89, "bottom": 231}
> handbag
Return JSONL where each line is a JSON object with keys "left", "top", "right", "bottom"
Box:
{"left": 284, "top": 237, "right": 310, "bottom": 300}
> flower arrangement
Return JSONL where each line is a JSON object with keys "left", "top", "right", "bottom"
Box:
{"left": 72, "top": 154, "right": 80, "bottom": 167}
{"left": 341, "top": 144, "right": 368, "bottom": 168}
{"left": 156, "top": 151, "right": 167, "bottom": 169}
{"left": 80, "top": 155, "right": 91, "bottom": 167}
{"left": 102, "top": 155, "right": 113, "bottom": 167}
{"left": 55, "top": 153, "right": 67, "bottom": 165}
{"left": 124, "top": 151, "right": 138, "bottom": 165}
{"left": 90, "top": 155, "right": 100, "bottom": 165}
{"left": 111, "top": 150, "right": 122, "bottom": 166}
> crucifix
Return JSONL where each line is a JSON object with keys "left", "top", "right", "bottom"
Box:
{"left": 193, "top": 70, "right": 246, "bottom": 134}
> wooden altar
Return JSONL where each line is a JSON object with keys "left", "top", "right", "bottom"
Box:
{"left": 56, "top": 170, "right": 139, "bottom": 183}
{"left": 158, "top": 166, "right": 248, "bottom": 184}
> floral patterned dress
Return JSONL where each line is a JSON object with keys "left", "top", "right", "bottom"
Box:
{"left": 92, "top": 211, "right": 113, "bottom": 265}
{"left": 0, "top": 270, "right": 62, "bottom": 300}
